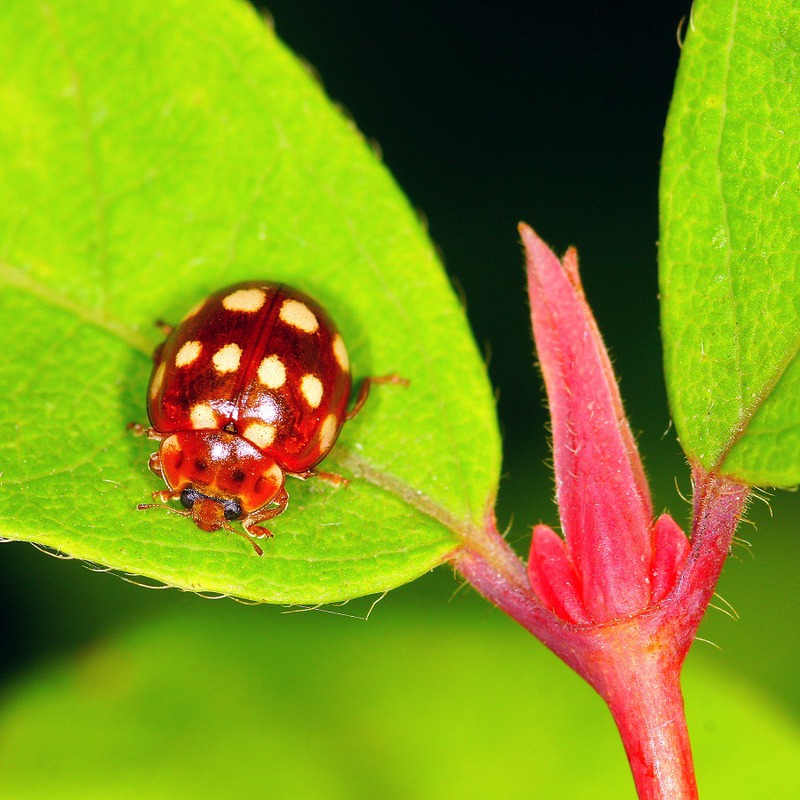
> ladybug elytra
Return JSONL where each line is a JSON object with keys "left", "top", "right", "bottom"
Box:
{"left": 131, "top": 282, "right": 403, "bottom": 554}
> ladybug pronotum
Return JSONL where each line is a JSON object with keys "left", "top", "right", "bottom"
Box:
{"left": 132, "top": 281, "right": 402, "bottom": 555}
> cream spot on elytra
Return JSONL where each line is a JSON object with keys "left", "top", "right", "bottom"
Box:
{"left": 212, "top": 343, "right": 242, "bottom": 374}
{"left": 149, "top": 362, "right": 166, "bottom": 399}
{"left": 222, "top": 288, "right": 267, "bottom": 313}
{"left": 190, "top": 403, "right": 216, "bottom": 429}
{"left": 244, "top": 422, "right": 277, "bottom": 450}
{"left": 318, "top": 413, "right": 339, "bottom": 454}
{"left": 175, "top": 340, "right": 202, "bottom": 368}
{"left": 332, "top": 334, "right": 349, "bottom": 372}
{"left": 300, "top": 374, "right": 323, "bottom": 409}
{"left": 258, "top": 355, "right": 286, "bottom": 389}
{"left": 279, "top": 299, "right": 318, "bottom": 333}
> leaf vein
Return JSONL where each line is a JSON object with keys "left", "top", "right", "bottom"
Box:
{"left": 716, "top": 330, "right": 800, "bottom": 472}
{"left": 1, "top": 260, "right": 152, "bottom": 354}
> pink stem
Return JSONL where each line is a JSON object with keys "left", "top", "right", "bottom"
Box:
{"left": 669, "top": 467, "right": 751, "bottom": 649}
{"left": 598, "top": 641, "right": 696, "bottom": 800}
{"left": 453, "top": 517, "right": 589, "bottom": 674}
{"left": 607, "top": 467, "right": 748, "bottom": 799}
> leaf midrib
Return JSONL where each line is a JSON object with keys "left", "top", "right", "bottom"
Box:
{"left": 0, "top": 261, "right": 152, "bottom": 354}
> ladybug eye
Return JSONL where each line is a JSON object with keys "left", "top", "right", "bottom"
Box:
{"left": 224, "top": 500, "right": 243, "bottom": 521}
{"left": 180, "top": 488, "right": 199, "bottom": 509}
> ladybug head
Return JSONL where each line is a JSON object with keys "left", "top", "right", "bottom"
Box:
{"left": 137, "top": 487, "right": 263, "bottom": 555}
{"left": 178, "top": 487, "right": 242, "bottom": 532}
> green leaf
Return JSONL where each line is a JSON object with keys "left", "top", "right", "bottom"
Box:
{"left": 1, "top": 604, "right": 798, "bottom": 799}
{"left": 660, "top": 0, "right": 800, "bottom": 485}
{"left": 0, "top": 0, "right": 500, "bottom": 602}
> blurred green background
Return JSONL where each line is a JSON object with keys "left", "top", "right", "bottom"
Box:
{"left": 1, "top": 1, "right": 799, "bottom": 797}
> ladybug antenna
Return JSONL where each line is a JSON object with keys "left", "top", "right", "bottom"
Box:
{"left": 136, "top": 502, "right": 192, "bottom": 519}
{"left": 222, "top": 520, "right": 264, "bottom": 556}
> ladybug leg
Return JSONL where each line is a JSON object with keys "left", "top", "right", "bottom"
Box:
{"left": 136, "top": 487, "right": 184, "bottom": 513}
{"left": 150, "top": 488, "right": 182, "bottom": 504}
{"left": 346, "top": 374, "right": 409, "bottom": 421}
{"left": 127, "top": 422, "right": 164, "bottom": 441}
{"left": 241, "top": 487, "right": 289, "bottom": 542}
{"left": 291, "top": 469, "right": 349, "bottom": 487}
{"left": 128, "top": 425, "right": 166, "bottom": 477}
{"left": 154, "top": 319, "right": 174, "bottom": 337}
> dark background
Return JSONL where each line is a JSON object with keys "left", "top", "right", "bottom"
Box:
{"left": 10, "top": 1, "right": 799, "bottom": 712}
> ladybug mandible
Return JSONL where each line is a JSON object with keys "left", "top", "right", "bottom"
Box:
{"left": 131, "top": 281, "right": 402, "bottom": 555}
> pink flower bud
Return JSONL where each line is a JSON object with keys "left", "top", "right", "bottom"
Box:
{"left": 521, "top": 224, "right": 690, "bottom": 624}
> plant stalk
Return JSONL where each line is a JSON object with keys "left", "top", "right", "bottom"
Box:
{"left": 594, "top": 632, "right": 696, "bottom": 800}
{"left": 453, "top": 467, "right": 749, "bottom": 799}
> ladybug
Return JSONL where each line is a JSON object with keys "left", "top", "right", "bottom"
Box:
{"left": 131, "top": 282, "right": 403, "bottom": 555}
